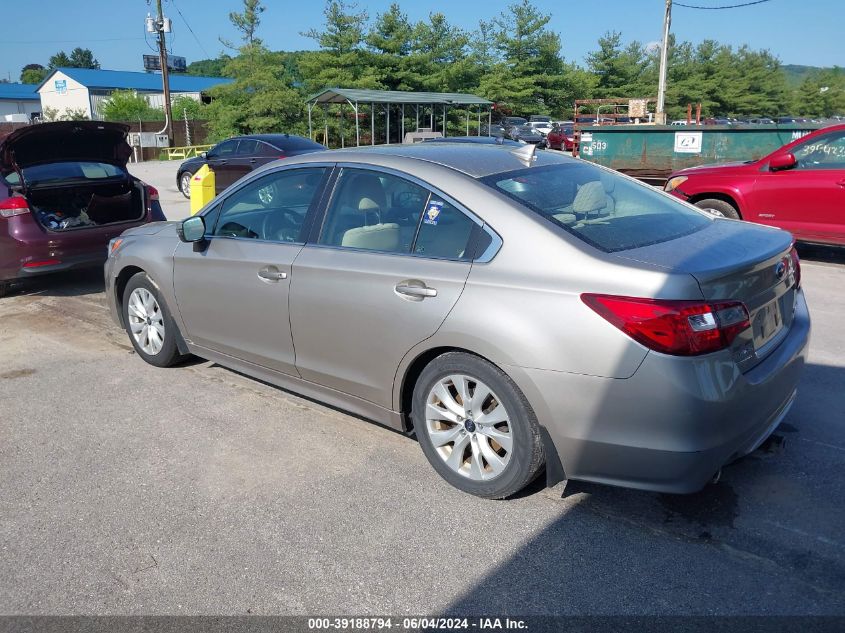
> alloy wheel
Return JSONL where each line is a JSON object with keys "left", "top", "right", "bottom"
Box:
{"left": 127, "top": 287, "right": 165, "bottom": 356}
{"left": 424, "top": 374, "right": 513, "bottom": 481}
{"left": 180, "top": 173, "right": 192, "bottom": 194}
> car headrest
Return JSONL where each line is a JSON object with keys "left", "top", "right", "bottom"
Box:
{"left": 572, "top": 181, "right": 607, "bottom": 214}
{"left": 344, "top": 174, "right": 386, "bottom": 213}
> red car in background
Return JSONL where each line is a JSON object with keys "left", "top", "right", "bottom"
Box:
{"left": 0, "top": 121, "right": 165, "bottom": 297}
{"left": 664, "top": 124, "right": 845, "bottom": 246}
{"left": 546, "top": 124, "right": 575, "bottom": 152}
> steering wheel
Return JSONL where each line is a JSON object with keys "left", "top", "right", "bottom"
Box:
{"left": 261, "top": 208, "right": 301, "bottom": 242}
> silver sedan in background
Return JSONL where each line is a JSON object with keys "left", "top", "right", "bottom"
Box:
{"left": 105, "top": 143, "right": 809, "bottom": 499}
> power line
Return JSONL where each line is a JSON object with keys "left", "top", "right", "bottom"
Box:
{"left": 675, "top": 0, "right": 774, "bottom": 9}
{"left": 170, "top": 0, "right": 211, "bottom": 58}
{"left": 6, "top": 37, "right": 145, "bottom": 44}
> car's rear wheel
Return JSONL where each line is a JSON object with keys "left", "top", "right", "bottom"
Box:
{"left": 179, "top": 172, "right": 193, "bottom": 199}
{"left": 694, "top": 198, "right": 740, "bottom": 219}
{"left": 123, "top": 272, "right": 186, "bottom": 368}
{"left": 412, "top": 352, "right": 545, "bottom": 499}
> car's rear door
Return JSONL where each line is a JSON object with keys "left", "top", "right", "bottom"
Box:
{"left": 172, "top": 165, "right": 330, "bottom": 375}
{"left": 206, "top": 139, "right": 240, "bottom": 194}
{"left": 226, "top": 138, "right": 260, "bottom": 186}
{"left": 288, "top": 165, "right": 490, "bottom": 408}
{"left": 751, "top": 129, "right": 845, "bottom": 244}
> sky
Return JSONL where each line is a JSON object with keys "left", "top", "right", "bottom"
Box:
{"left": 1, "top": 0, "right": 841, "bottom": 82}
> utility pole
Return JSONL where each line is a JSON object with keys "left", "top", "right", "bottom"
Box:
{"left": 656, "top": 0, "right": 672, "bottom": 125}
{"left": 152, "top": 0, "right": 173, "bottom": 144}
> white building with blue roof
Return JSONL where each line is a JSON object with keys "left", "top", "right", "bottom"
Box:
{"left": 0, "top": 83, "right": 41, "bottom": 120}
{"left": 37, "top": 68, "right": 232, "bottom": 120}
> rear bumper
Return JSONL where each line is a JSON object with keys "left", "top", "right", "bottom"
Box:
{"left": 508, "top": 289, "right": 811, "bottom": 493}
{"left": 1, "top": 248, "right": 107, "bottom": 282}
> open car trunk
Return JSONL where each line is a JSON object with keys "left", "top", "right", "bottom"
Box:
{"left": 27, "top": 179, "right": 145, "bottom": 231}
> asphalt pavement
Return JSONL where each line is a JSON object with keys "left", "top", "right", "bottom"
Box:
{"left": 0, "top": 183, "right": 843, "bottom": 614}
{"left": 128, "top": 160, "right": 192, "bottom": 221}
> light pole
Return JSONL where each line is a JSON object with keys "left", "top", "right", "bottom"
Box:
{"left": 656, "top": 0, "right": 672, "bottom": 125}
{"left": 147, "top": 1, "right": 173, "bottom": 143}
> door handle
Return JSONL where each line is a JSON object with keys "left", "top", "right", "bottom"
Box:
{"left": 395, "top": 283, "right": 437, "bottom": 298}
{"left": 250, "top": 158, "right": 257, "bottom": 164}
{"left": 258, "top": 267, "right": 287, "bottom": 281}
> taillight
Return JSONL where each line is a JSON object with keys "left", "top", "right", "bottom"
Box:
{"left": 789, "top": 246, "right": 801, "bottom": 289}
{"left": 145, "top": 185, "right": 159, "bottom": 213}
{"left": 0, "top": 196, "right": 30, "bottom": 218}
{"left": 581, "top": 294, "right": 750, "bottom": 356}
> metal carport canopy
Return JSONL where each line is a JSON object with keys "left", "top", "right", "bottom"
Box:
{"left": 306, "top": 88, "right": 492, "bottom": 106}
{"left": 306, "top": 88, "right": 493, "bottom": 147}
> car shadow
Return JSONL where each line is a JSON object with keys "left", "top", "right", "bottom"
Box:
{"left": 796, "top": 243, "right": 845, "bottom": 265}
{"left": 3, "top": 267, "right": 105, "bottom": 298}
{"left": 437, "top": 362, "right": 845, "bottom": 615}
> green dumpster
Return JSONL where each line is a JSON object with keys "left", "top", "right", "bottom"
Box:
{"left": 578, "top": 124, "right": 823, "bottom": 184}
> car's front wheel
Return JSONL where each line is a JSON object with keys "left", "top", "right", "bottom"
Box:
{"left": 412, "top": 352, "right": 545, "bottom": 499}
{"left": 123, "top": 272, "right": 187, "bottom": 367}
{"left": 694, "top": 198, "right": 740, "bottom": 219}
{"left": 178, "top": 171, "right": 193, "bottom": 199}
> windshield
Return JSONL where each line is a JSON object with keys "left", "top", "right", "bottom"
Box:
{"left": 481, "top": 163, "right": 711, "bottom": 253}
{"left": 17, "top": 161, "right": 126, "bottom": 187}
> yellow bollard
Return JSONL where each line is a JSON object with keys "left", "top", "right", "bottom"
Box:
{"left": 190, "top": 164, "right": 216, "bottom": 215}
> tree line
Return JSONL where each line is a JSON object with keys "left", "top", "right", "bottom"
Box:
{"left": 19, "top": 1, "right": 844, "bottom": 140}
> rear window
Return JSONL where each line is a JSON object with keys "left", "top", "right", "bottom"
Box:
{"left": 271, "top": 136, "right": 325, "bottom": 152}
{"left": 19, "top": 161, "right": 126, "bottom": 186}
{"left": 480, "top": 163, "right": 710, "bottom": 253}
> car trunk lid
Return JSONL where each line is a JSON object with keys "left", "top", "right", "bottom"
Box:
{"left": 615, "top": 218, "right": 797, "bottom": 369}
{"left": 0, "top": 121, "right": 131, "bottom": 180}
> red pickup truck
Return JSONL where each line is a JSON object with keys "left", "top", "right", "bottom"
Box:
{"left": 664, "top": 124, "right": 845, "bottom": 246}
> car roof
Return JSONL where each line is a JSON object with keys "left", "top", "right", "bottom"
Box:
{"left": 286, "top": 143, "right": 574, "bottom": 178}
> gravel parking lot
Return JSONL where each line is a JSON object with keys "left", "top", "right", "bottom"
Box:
{"left": 0, "top": 161, "right": 843, "bottom": 615}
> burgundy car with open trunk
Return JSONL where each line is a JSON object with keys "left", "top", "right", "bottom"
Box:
{"left": 0, "top": 121, "right": 165, "bottom": 296}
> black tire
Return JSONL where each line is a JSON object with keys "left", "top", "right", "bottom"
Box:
{"left": 694, "top": 198, "right": 740, "bottom": 219}
{"left": 412, "top": 352, "right": 545, "bottom": 499}
{"left": 122, "top": 272, "right": 186, "bottom": 368}
{"left": 178, "top": 171, "right": 193, "bottom": 199}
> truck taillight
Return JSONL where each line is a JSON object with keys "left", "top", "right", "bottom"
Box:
{"left": 581, "top": 294, "right": 750, "bottom": 356}
{"left": 0, "top": 196, "right": 30, "bottom": 218}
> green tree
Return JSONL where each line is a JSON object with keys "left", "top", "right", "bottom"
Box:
{"left": 406, "top": 13, "right": 473, "bottom": 92}
{"left": 478, "top": 1, "right": 576, "bottom": 116}
{"left": 100, "top": 90, "right": 164, "bottom": 121}
{"left": 366, "top": 3, "right": 413, "bottom": 90}
{"left": 223, "top": 0, "right": 266, "bottom": 47}
{"left": 205, "top": 43, "right": 304, "bottom": 140}
{"left": 793, "top": 67, "right": 845, "bottom": 117}
{"left": 299, "top": 1, "right": 379, "bottom": 92}
{"left": 48, "top": 48, "right": 99, "bottom": 69}
{"left": 172, "top": 95, "right": 206, "bottom": 120}
{"left": 186, "top": 57, "right": 231, "bottom": 77}
{"left": 20, "top": 64, "right": 48, "bottom": 84}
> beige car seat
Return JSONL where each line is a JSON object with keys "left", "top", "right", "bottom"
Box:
{"left": 553, "top": 180, "right": 607, "bottom": 224}
{"left": 337, "top": 174, "right": 400, "bottom": 251}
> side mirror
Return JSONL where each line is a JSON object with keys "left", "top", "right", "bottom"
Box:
{"left": 180, "top": 216, "right": 206, "bottom": 243}
{"left": 770, "top": 152, "right": 797, "bottom": 171}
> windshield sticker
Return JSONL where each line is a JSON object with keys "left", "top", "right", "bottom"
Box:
{"left": 423, "top": 201, "right": 443, "bottom": 225}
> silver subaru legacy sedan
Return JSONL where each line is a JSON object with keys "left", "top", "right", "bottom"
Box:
{"left": 105, "top": 143, "right": 809, "bottom": 499}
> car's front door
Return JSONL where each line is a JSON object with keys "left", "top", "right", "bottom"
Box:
{"left": 289, "top": 166, "right": 486, "bottom": 408}
{"left": 172, "top": 166, "right": 329, "bottom": 375}
{"left": 751, "top": 129, "right": 845, "bottom": 243}
{"left": 205, "top": 139, "right": 240, "bottom": 194}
